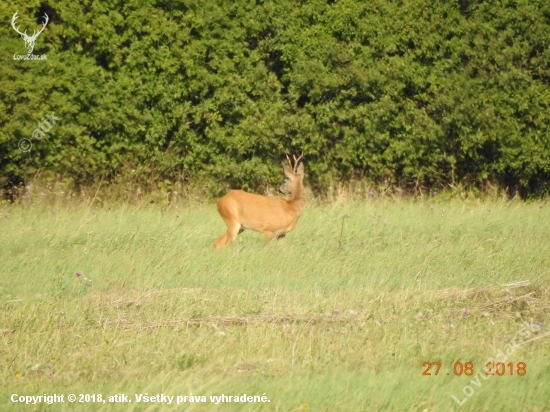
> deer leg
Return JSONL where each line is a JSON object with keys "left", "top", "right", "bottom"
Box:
{"left": 214, "top": 220, "right": 241, "bottom": 249}
{"left": 263, "top": 231, "right": 274, "bottom": 244}
{"left": 276, "top": 233, "right": 286, "bottom": 245}
{"left": 226, "top": 220, "right": 242, "bottom": 245}
{"left": 214, "top": 232, "right": 229, "bottom": 249}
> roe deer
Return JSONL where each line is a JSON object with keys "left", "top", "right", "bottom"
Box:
{"left": 214, "top": 153, "right": 305, "bottom": 248}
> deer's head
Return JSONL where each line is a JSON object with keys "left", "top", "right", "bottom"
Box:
{"left": 279, "top": 152, "right": 305, "bottom": 195}
{"left": 12, "top": 11, "right": 49, "bottom": 55}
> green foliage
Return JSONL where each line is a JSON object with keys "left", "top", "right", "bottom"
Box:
{"left": 1, "top": 0, "right": 549, "bottom": 196}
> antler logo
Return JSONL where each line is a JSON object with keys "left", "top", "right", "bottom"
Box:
{"left": 11, "top": 11, "right": 49, "bottom": 55}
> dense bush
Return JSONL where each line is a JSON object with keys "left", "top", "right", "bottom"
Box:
{"left": 1, "top": 0, "right": 549, "bottom": 196}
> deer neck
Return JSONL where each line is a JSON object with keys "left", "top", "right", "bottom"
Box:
{"left": 290, "top": 181, "right": 305, "bottom": 213}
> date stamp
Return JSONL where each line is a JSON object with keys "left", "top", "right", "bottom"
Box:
{"left": 448, "top": 318, "right": 548, "bottom": 407}
{"left": 423, "top": 361, "right": 526, "bottom": 376}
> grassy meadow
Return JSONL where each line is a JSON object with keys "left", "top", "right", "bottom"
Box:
{"left": 1, "top": 192, "right": 549, "bottom": 411}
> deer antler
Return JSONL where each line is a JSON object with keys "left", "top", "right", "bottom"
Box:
{"left": 293, "top": 152, "right": 304, "bottom": 172}
{"left": 11, "top": 11, "right": 27, "bottom": 37}
{"left": 286, "top": 154, "right": 293, "bottom": 170}
{"left": 30, "top": 13, "right": 49, "bottom": 40}
{"left": 11, "top": 11, "right": 49, "bottom": 40}
{"left": 286, "top": 151, "right": 304, "bottom": 173}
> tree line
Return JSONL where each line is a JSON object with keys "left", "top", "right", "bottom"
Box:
{"left": 1, "top": 0, "right": 549, "bottom": 197}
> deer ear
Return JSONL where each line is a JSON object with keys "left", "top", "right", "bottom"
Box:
{"left": 283, "top": 165, "right": 294, "bottom": 178}
{"left": 296, "top": 162, "right": 304, "bottom": 176}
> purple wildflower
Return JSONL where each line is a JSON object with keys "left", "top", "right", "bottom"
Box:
{"left": 539, "top": 204, "right": 544, "bottom": 209}
{"left": 462, "top": 309, "right": 470, "bottom": 316}
{"left": 369, "top": 191, "right": 374, "bottom": 196}
{"left": 4, "top": 214, "right": 9, "bottom": 219}
{"left": 333, "top": 309, "right": 340, "bottom": 315}
{"left": 433, "top": 191, "right": 438, "bottom": 196}
{"left": 76, "top": 271, "right": 82, "bottom": 277}
{"left": 46, "top": 364, "right": 52, "bottom": 369}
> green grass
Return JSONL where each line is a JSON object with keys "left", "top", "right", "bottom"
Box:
{"left": 1, "top": 197, "right": 549, "bottom": 411}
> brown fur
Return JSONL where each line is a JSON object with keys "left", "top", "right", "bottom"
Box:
{"left": 214, "top": 162, "right": 305, "bottom": 248}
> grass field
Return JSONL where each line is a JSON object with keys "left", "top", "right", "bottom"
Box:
{"left": 1, "top": 194, "right": 549, "bottom": 411}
